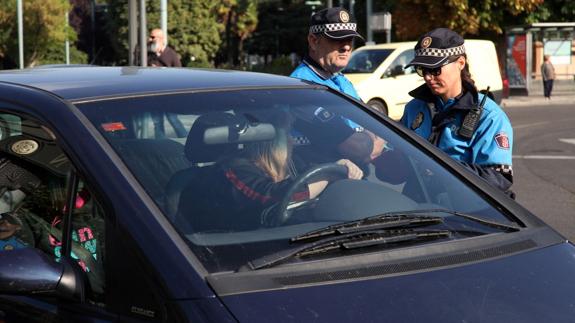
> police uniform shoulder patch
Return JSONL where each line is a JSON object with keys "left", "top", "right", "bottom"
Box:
{"left": 494, "top": 132, "right": 510, "bottom": 149}
{"left": 421, "top": 36, "right": 432, "bottom": 49}
{"left": 411, "top": 112, "right": 424, "bottom": 130}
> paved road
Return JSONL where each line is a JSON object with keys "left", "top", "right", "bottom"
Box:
{"left": 505, "top": 101, "right": 575, "bottom": 241}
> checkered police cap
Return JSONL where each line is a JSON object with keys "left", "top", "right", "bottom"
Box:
{"left": 406, "top": 28, "right": 466, "bottom": 68}
{"left": 310, "top": 7, "right": 364, "bottom": 41}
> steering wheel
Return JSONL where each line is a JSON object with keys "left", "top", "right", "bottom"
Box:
{"left": 267, "top": 163, "right": 349, "bottom": 226}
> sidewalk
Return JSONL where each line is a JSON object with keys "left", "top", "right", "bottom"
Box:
{"left": 501, "top": 79, "right": 575, "bottom": 108}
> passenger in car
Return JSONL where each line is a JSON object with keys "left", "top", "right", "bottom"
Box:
{"left": 0, "top": 153, "right": 104, "bottom": 294}
{"left": 394, "top": 28, "right": 514, "bottom": 196}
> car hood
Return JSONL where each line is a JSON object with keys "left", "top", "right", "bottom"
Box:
{"left": 218, "top": 243, "right": 575, "bottom": 323}
{"left": 342, "top": 73, "right": 372, "bottom": 85}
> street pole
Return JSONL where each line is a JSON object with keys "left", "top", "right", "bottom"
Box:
{"left": 139, "top": 0, "right": 147, "bottom": 67}
{"left": 326, "top": 0, "right": 332, "bottom": 8}
{"left": 349, "top": 0, "right": 354, "bottom": 18}
{"left": 161, "top": 0, "right": 167, "bottom": 45}
{"left": 17, "top": 0, "right": 24, "bottom": 68}
{"left": 128, "top": 0, "right": 137, "bottom": 65}
{"left": 65, "top": 11, "right": 70, "bottom": 65}
{"left": 366, "top": 0, "right": 372, "bottom": 44}
{"left": 90, "top": 0, "right": 96, "bottom": 63}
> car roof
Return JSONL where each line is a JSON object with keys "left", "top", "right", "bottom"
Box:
{"left": 0, "top": 66, "right": 309, "bottom": 102}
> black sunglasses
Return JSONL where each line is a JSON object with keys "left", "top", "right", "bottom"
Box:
{"left": 415, "top": 56, "right": 461, "bottom": 77}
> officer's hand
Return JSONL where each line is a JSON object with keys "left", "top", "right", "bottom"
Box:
{"left": 336, "top": 159, "right": 364, "bottom": 180}
{"left": 367, "top": 131, "right": 387, "bottom": 161}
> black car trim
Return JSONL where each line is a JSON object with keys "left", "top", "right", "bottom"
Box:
{"left": 69, "top": 85, "right": 326, "bottom": 104}
{"left": 207, "top": 226, "right": 564, "bottom": 296}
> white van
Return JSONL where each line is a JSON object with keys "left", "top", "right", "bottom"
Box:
{"left": 343, "top": 40, "right": 503, "bottom": 120}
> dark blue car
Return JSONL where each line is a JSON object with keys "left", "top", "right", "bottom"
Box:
{"left": 0, "top": 67, "right": 574, "bottom": 322}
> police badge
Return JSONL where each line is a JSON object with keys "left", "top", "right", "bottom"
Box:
{"left": 411, "top": 112, "right": 424, "bottom": 130}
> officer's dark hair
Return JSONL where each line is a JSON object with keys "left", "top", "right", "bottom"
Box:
{"left": 460, "top": 54, "right": 478, "bottom": 93}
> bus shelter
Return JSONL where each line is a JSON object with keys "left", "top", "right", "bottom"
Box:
{"left": 505, "top": 22, "right": 575, "bottom": 95}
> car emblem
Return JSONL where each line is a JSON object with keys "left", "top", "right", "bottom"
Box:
{"left": 339, "top": 11, "right": 350, "bottom": 23}
{"left": 411, "top": 112, "right": 424, "bottom": 130}
{"left": 11, "top": 139, "right": 39, "bottom": 155}
{"left": 421, "top": 37, "right": 432, "bottom": 49}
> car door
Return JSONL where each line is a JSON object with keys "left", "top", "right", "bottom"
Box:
{"left": 0, "top": 110, "right": 183, "bottom": 322}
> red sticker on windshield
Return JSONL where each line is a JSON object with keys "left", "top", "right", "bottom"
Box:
{"left": 494, "top": 132, "right": 510, "bottom": 149}
{"left": 101, "top": 122, "right": 127, "bottom": 132}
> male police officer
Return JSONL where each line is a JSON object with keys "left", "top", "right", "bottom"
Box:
{"left": 290, "top": 7, "right": 363, "bottom": 99}
{"left": 290, "top": 8, "right": 387, "bottom": 166}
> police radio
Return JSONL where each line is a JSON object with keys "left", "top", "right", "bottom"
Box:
{"left": 458, "top": 86, "right": 489, "bottom": 139}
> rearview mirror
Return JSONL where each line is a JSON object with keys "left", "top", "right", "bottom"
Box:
{"left": 0, "top": 248, "right": 85, "bottom": 302}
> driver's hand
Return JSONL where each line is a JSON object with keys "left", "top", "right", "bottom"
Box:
{"left": 336, "top": 159, "right": 364, "bottom": 180}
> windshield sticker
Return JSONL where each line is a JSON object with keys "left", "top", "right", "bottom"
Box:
{"left": 101, "top": 122, "right": 127, "bottom": 132}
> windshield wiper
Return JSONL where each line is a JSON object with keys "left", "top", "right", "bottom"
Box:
{"left": 292, "top": 214, "right": 444, "bottom": 243}
{"left": 292, "top": 209, "right": 520, "bottom": 244}
{"left": 419, "top": 209, "right": 521, "bottom": 232}
{"left": 248, "top": 229, "right": 451, "bottom": 270}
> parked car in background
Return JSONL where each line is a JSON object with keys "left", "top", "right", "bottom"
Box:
{"left": 344, "top": 40, "right": 504, "bottom": 120}
{"left": 0, "top": 67, "right": 573, "bottom": 322}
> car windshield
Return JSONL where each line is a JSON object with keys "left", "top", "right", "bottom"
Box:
{"left": 344, "top": 49, "right": 394, "bottom": 73}
{"left": 78, "top": 88, "right": 520, "bottom": 273}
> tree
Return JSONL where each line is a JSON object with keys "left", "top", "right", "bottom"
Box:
{"left": 216, "top": 0, "right": 258, "bottom": 67}
{"left": 528, "top": 0, "right": 575, "bottom": 22}
{"left": 392, "top": 0, "right": 544, "bottom": 40}
{"left": 0, "top": 0, "right": 86, "bottom": 68}
{"left": 245, "top": 0, "right": 312, "bottom": 61}
{"left": 104, "top": 0, "right": 222, "bottom": 67}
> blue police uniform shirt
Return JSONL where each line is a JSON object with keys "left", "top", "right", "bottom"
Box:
{"left": 401, "top": 89, "right": 513, "bottom": 167}
{"left": 290, "top": 57, "right": 362, "bottom": 131}
{"left": 290, "top": 57, "right": 361, "bottom": 100}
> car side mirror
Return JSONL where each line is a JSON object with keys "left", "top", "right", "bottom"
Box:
{"left": 0, "top": 248, "right": 85, "bottom": 302}
{"left": 385, "top": 65, "right": 405, "bottom": 78}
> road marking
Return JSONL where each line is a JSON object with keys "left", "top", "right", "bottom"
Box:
{"left": 559, "top": 138, "right": 575, "bottom": 145}
{"left": 514, "top": 155, "right": 575, "bottom": 160}
{"left": 513, "top": 121, "right": 551, "bottom": 130}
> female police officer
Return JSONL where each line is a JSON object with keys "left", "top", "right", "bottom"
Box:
{"left": 400, "top": 28, "right": 514, "bottom": 195}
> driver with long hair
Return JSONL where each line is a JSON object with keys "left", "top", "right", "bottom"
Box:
{"left": 190, "top": 112, "right": 363, "bottom": 232}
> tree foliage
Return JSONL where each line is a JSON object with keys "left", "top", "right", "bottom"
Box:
{"left": 104, "top": 0, "right": 222, "bottom": 67}
{"left": 0, "top": 0, "right": 86, "bottom": 68}
{"left": 528, "top": 0, "right": 575, "bottom": 22}
{"left": 216, "top": 0, "right": 258, "bottom": 67}
{"left": 392, "top": 0, "right": 543, "bottom": 40}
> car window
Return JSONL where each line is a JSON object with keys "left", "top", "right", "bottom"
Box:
{"left": 78, "top": 88, "right": 521, "bottom": 273}
{"left": 344, "top": 49, "right": 394, "bottom": 73}
{"left": 384, "top": 49, "right": 416, "bottom": 77}
{"left": 0, "top": 113, "right": 105, "bottom": 302}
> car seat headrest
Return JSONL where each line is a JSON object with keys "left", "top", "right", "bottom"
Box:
{"left": 185, "top": 112, "right": 276, "bottom": 163}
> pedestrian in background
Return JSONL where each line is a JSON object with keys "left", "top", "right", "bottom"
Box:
{"left": 398, "top": 28, "right": 514, "bottom": 196}
{"left": 541, "top": 54, "right": 555, "bottom": 100}
{"left": 148, "top": 28, "right": 181, "bottom": 68}
{"left": 147, "top": 28, "right": 187, "bottom": 138}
